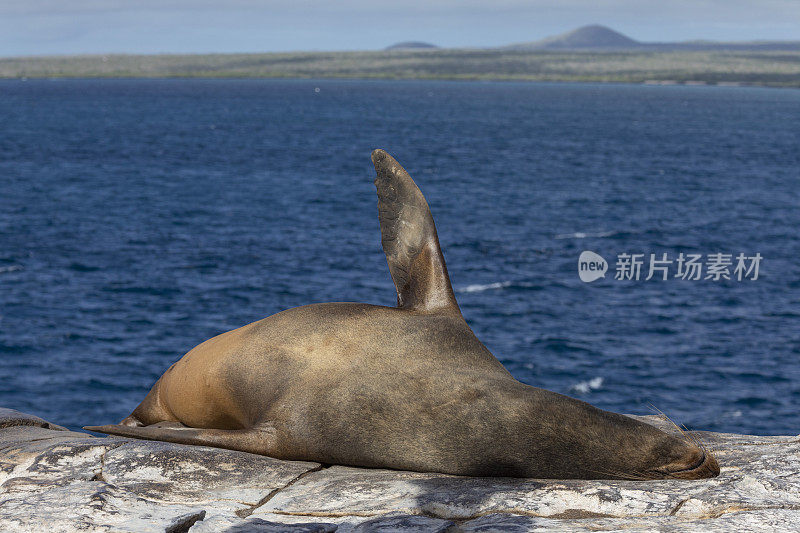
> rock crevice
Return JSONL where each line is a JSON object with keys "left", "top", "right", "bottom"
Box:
{"left": 237, "top": 464, "right": 330, "bottom": 519}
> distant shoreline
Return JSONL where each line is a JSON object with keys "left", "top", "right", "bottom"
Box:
{"left": 2, "top": 75, "right": 794, "bottom": 91}
{"left": 2, "top": 49, "right": 799, "bottom": 88}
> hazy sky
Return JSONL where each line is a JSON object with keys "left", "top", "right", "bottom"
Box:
{"left": 2, "top": 0, "right": 798, "bottom": 56}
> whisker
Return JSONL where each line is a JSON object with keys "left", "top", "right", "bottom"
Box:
{"left": 647, "top": 403, "right": 702, "bottom": 448}
{"left": 628, "top": 468, "right": 659, "bottom": 480}
{"left": 689, "top": 432, "right": 715, "bottom": 458}
{"left": 587, "top": 467, "right": 652, "bottom": 481}
{"left": 679, "top": 423, "right": 705, "bottom": 449}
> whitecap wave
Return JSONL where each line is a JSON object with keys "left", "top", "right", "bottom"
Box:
{"left": 554, "top": 231, "right": 618, "bottom": 240}
{"left": 570, "top": 377, "right": 604, "bottom": 394}
{"left": 457, "top": 281, "right": 513, "bottom": 293}
{"left": 0, "top": 265, "right": 22, "bottom": 274}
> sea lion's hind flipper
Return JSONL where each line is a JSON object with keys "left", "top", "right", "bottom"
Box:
{"left": 83, "top": 424, "right": 278, "bottom": 456}
{"left": 371, "top": 149, "right": 460, "bottom": 313}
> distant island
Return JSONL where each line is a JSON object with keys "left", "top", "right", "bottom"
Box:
{"left": 507, "top": 24, "right": 641, "bottom": 50}
{"left": 385, "top": 41, "right": 438, "bottom": 51}
{"left": 507, "top": 24, "right": 800, "bottom": 52}
{"left": 2, "top": 25, "right": 799, "bottom": 88}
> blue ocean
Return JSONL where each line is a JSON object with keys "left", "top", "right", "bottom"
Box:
{"left": 1, "top": 79, "right": 798, "bottom": 435}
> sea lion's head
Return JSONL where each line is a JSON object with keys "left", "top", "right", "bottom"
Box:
{"left": 512, "top": 392, "right": 721, "bottom": 480}
{"left": 627, "top": 428, "right": 720, "bottom": 480}
{"left": 564, "top": 409, "right": 720, "bottom": 480}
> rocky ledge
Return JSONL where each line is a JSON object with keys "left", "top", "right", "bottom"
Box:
{"left": 0, "top": 408, "right": 798, "bottom": 532}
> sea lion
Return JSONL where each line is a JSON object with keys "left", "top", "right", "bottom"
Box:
{"left": 86, "top": 149, "right": 719, "bottom": 480}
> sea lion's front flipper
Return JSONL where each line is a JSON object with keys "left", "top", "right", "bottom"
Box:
{"left": 371, "top": 149, "right": 460, "bottom": 314}
{"left": 83, "top": 424, "right": 279, "bottom": 456}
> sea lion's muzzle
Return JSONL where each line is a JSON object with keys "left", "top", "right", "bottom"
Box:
{"left": 655, "top": 447, "right": 720, "bottom": 479}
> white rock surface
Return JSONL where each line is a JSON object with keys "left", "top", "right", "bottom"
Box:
{"left": 0, "top": 407, "right": 798, "bottom": 532}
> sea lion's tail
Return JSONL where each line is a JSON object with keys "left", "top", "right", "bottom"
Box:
{"left": 83, "top": 424, "right": 278, "bottom": 456}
